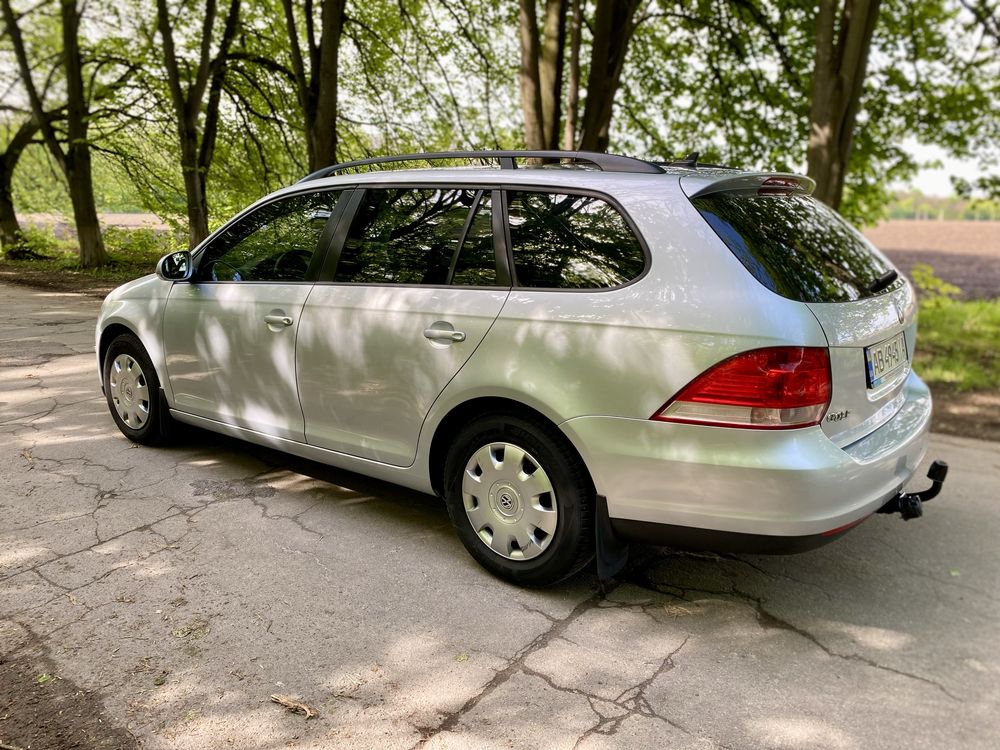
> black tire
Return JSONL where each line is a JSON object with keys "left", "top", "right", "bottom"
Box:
{"left": 103, "top": 332, "right": 174, "bottom": 446}
{"left": 442, "top": 413, "right": 595, "bottom": 586}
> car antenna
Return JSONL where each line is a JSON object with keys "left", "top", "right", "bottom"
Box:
{"left": 672, "top": 151, "right": 700, "bottom": 168}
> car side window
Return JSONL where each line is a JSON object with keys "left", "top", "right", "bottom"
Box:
{"left": 197, "top": 191, "right": 340, "bottom": 282}
{"left": 506, "top": 191, "right": 646, "bottom": 289}
{"left": 335, "top": 187, "right": 497, "bottom": 285}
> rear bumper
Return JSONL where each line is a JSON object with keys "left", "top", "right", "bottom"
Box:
{"left": 560, "top": 371, "right": 932, "bottom": 549}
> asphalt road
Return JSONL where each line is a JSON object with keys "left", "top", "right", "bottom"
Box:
{"left": 1, "top": 282, "right": 998, "bottom": 750}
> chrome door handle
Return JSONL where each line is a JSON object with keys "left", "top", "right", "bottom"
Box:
{"left": 423, "top": 328, "right": 466, "bottom": 342}
{"left": 264, "top": 314, "right": 293, "bottom": 327}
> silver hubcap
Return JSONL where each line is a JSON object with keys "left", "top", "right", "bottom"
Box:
{"left": 109, "top": 354, "right": 150, "bottom": 429}
{"left": 462, "top": 442, "right": 558, "bottom": 561}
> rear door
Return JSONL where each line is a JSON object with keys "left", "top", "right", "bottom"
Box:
{"left": 163, "top": 189, "right": 342, "bottom": 441}
{"left": 688, "top": 181, "right": 914, "bottom": 446}
{"left": 296, "top": 186, "right": 509, "bottom": 466}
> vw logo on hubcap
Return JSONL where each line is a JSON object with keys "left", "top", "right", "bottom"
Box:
{"left": 488, "top": 481, "right": 522, "bottom": 520}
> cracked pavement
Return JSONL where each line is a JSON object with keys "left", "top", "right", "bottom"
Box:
{"left": 1, "top": 282, "right": 998, "bottom": 749}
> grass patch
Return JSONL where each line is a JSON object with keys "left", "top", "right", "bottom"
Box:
{"left": 910, "top": 263, "right": 999, "bottom": 392}
{"left": 915, "top": 297, "right": 1000, "bottom": 391}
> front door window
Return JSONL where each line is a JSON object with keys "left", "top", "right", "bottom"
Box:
{"left": 197, "top": 191, "right": 341, "bottom": 282}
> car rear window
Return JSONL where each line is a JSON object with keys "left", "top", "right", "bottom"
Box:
{"left": 691, "top": 192, "right": 896, "bottom": 303}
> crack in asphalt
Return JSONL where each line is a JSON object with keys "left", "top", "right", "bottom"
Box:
{"left": 624, "top": 562, "right": 963, "bottom": 703}
{"left": 407, "top": 589, "right": 728, "bottom": 749}
{"left": 409, "top": 587, "right": 616, "bottom": 747}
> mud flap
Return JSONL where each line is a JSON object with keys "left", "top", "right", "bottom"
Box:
{"left": 158, "top": 388, "right": 178, "bottom": 441}
{"left": 595, "top": 495, "right": 629, "bottom": 580}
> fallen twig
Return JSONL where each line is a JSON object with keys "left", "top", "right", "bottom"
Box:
{"left": 270, "top": 693, "right": 318, "bottom": 719}
{"left": 2, "top": 741, "right": 28, "bottom": 750}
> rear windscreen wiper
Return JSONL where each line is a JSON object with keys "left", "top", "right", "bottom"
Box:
{"left": 868, "top": 269, "right": 898, "bottom": 294}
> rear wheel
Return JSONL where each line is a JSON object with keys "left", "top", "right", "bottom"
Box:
{"left": 103, "top": 333, "right": 173, "bottom": 445}
{"left": 443, "top": 414, "right": 595, "bottom": 586}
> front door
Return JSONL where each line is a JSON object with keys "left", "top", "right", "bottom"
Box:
{"left": 163, "top": 189, "right": 342, "bottom": 441}
{"left": 297, "top": 186, "right": 509, "bottom": 465}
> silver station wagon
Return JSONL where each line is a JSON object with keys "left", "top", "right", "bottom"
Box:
{"left": 96, "top": 150, "right": 948, "bottom": 585}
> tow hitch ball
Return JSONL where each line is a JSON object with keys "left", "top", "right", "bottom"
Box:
{"left": 878, "top": 460, "right": 949, "bottom": 521}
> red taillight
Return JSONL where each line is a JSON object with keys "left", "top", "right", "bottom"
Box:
{"left": 651, "top": 347, "right": 831, "bottom": 429}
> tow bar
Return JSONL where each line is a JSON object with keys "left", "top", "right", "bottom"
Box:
{"left": 877, "top": 460, "right": 949, "bottom": 520}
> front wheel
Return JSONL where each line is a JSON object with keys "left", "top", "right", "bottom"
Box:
{"left": 442, "top": 414, "right": 595, "bottom": 586}
{"left": 103, "top": 333, "right": 174, "bottom": 446}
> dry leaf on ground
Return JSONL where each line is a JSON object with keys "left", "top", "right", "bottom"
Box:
{"left": 270, "top": 693, "right": 318, "bottom": 719}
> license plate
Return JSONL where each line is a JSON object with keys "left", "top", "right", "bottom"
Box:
{"left": 865, "top": 332, "right": 908, "bottom": 389}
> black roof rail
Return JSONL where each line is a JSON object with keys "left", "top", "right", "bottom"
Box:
{"left": 297, "top": 150, "right": 664, "bottom": 182}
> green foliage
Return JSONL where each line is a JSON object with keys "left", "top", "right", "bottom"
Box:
{"left": 0, "top": 225, "right": 173, "bottom": 283}
{"left": 952, "top": 175, "right": 1000, "bottom": 203}
{"left": 617, "top": 0, "right": 999, "bottom": 225}
{"left": 916, "top": 296, "right": 1000, "bottom": 391}
{"left": 2, "top": 0, "right": 998, "bottom": 250}
{"left": 102, "top": 226, "right": 182, "bottom": 258}
{"left": 886, "top": 191, "right": 1000, "bottom": 221}
{"left": 911, "top": 264, "right": 997, "bottom": 392}
{"left": 911, "top": 262, "right": 962, "bottom": 306}
{"left": 5, "top": 225, "right": 67, "bottom": 257}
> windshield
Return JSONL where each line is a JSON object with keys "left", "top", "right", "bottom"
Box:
{"left": 691, "top": 191, "right": 899, "bottom": 303}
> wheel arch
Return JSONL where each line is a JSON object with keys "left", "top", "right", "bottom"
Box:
{"left": 427, "top": 396, "right": 593, "bottom": 498}
{"left": 98, "top": 323, "right": 136, "bottom": 372}
{"left": 98, "top": 320, "right": 170, "bottom": 403}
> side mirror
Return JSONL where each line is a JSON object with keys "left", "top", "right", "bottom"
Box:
{"left": 156, "top": 251, "right": 193, "bottom": 282}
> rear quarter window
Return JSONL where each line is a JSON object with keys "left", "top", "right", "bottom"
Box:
{"left": 691, "top": 192, "right": 896, "bottom": 303}
{"left": 506, "top": 191, "right": 646, "bottom": 289}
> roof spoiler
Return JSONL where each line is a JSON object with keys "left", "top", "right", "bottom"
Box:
{"left": 683, "top": 173, "right": 816, "bottom": 199}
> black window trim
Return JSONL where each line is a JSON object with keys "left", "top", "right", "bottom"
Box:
{"left": 445, "top": 188, "right": 485, "bottom": 285}
{"left": 190, "top": 185, "right": 349, "bottom": 285}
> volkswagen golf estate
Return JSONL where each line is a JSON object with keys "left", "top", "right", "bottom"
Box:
{"left": 96, "top": 150, "right": 946, "bottom": 585}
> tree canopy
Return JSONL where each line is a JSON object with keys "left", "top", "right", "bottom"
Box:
{"left": 1, "top": 0, "right": 997, "bottom": 263}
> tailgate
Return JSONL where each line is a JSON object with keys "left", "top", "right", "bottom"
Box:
{"left": 683, "top": 172, "right": 918, "bottom": 447}
{"left": 808, "top": 281, "right": 917, "bottom": 446}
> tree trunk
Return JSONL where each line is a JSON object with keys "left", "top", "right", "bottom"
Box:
{"left": 518, "top": 0, "right": 546, "bottom": 151}
{"left": 0, "top": 119, "right": 40, "bottom": 252}
{"left": 61, "top": 0, "right": 107, "bottom": 267}
{"left": 281, "top": 0, "right": 345, "bottom": 172}
{"left": 157, "top": 0, "right": 241, "bottom": 247}
{"left": 563, "top": 0, "right": 582, "bottom": 150}
{"left": 307, "top": 0, "right": 345, "bottom": 171}
{"left": 519, "top": 0, "right": 566, "bottom": 151}
{"left": 179, "top": 126, "right": 210, "bottom": 247}
{"left": 806, "top": 0, "right": 882, "bottom": 210}
{"left": 577, "top": 0, "right": 641, "bottom": 153}
{"left": 538, "top": 0, "right": 566, "bottom": 150}
{"left": 0, "top": 164, "right": 20, "bottom": 251}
